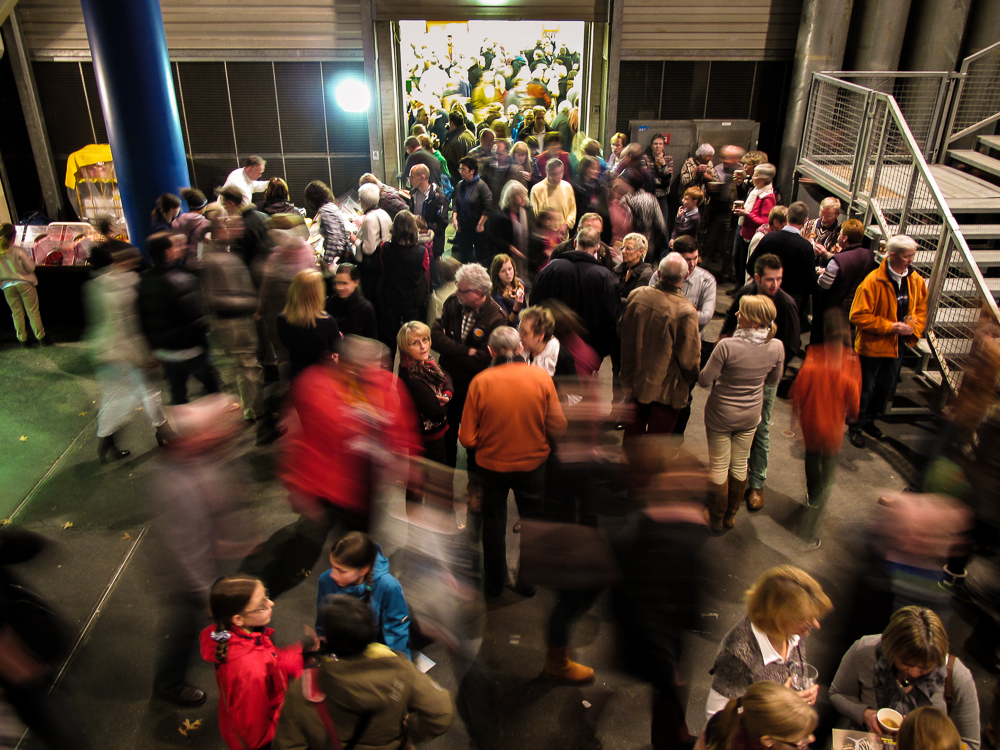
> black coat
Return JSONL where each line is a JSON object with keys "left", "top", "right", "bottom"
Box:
{"left": 747, "top": 229, "right": 816, "bottom": 308}
{"left": 409, "top": 184, "right": 450, "bottom": 258}
{"left": 403, "top": 149, "right": 442, "bottom": 186}
{"left": 529, "top": 250, "right": 623, "bottom": 359}
{"left": 138, "top": 265, "right": 211, "bottom": 351}
{"left": 326, "top": 288, "right": 378, "bottom": 340}
{"left": 721, "top": 281, "right": 802, "bottom": 367}
{"left": 487, "top": 207, "right": 532, "bottom": 260}
{"left": 430, "top": 294, "right": 507, "bottom": 394}
{"left": 377, "top": 239, "right": 428, "bottom": 314}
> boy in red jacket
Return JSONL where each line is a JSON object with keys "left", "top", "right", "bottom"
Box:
{"left": 790, "top": 310, "right": 861, "bottom": 548}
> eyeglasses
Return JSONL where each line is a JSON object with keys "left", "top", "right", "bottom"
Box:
{"left": 242, "top": 596, "right": 273, "bottom": 616}
{"left": 775, "top": 736, "right": 814, "bottom": 750}
{"left": 456, "top": 287, "right": 482, "bottom": 296}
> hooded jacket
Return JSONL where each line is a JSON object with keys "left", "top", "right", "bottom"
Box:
{"left": 273, "top": 644, "right": 452, "bottom": 750}
{"left": 315, "top": 547, "right": 410, "bottom": 657}
{"left": 200, "top": 625, "right": 304, "bottom": 750}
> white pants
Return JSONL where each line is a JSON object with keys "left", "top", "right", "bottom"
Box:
{"left": 96, "top": 363, "right": 165, "bottom": 437}
{"left": 706, "top": 428, "right": 757, "bottom": 484}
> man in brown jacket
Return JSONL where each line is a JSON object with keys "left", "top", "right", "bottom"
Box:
{"left": 619, "top": 252, "right": 701, "bottom": 438}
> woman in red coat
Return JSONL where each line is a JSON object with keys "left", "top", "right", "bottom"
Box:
{"left": 200, "top": 575, "right": 311, "bottom": 750}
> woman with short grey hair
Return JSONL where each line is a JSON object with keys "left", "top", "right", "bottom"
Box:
{"left": 355, "top": 183, "right": 392, "bottom": 299}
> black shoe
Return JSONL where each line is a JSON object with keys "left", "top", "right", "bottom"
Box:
{"left": 848, "top": 430, "right": 865, "bottom": 449}
{"left": 509, "top": 582, "right": 536, "bottom": 598}
{"left": 155, "top": 424, "right": 175, "bottom": 447}
{"left": 155, "top": 684, "right": 207, "bottom": 707}
{"left": 38, "top": 336, "right": 55, "bottom": 346}
{"left": 98, "top": 434, "right": 130, "bottom": 464}
{"left": 863, "top": 423, "right": 884, "bottom": 440}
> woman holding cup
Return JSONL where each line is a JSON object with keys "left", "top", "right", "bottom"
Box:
{"left": 828, "top": 606, "right": 981, "bottom": 749}
{"left": 706, "top": 566, "right": 832, "bottom": 718}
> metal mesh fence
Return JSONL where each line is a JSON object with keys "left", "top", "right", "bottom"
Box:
{"left": 802, "top": 74, "right": 1000, "bottom": 392}
{"left": 949, "top": 42, "right": 1000, "bottom": 141}
{"left": 833, "top": 73, "right": 948, "bottom": 156}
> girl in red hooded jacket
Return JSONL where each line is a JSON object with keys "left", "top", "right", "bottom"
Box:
{"left": 200, "top": 575, "right": 312, "bottom": 750}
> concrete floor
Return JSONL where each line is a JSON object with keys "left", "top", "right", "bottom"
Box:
{"left": 1, "top": 281, "right": 995, "bottom": 750}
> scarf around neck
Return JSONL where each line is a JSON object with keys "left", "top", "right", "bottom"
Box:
{"left": 733, "top": 327, "right": 771, "bottom": 344}
{"left": 872, "top": 644, "right": 946, "bottom": 715}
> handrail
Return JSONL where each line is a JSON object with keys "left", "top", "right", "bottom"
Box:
{"left": 958, "top": 38, "right": 1000, "bottom": 68}
{"left": 943, "top": 39, "right": 1000, "bottom": 147}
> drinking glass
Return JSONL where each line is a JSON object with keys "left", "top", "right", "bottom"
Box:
{"left": 791, "top": 663, "right": 818, "bottom": 691}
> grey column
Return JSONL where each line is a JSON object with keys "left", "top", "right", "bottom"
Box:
{"left": 2, "top": 9, "right": 65, "bottom": 220}
{"left": 361, "top": 0, "right": 384, "bottom": 181}
{"left": 777, "top": 0, "right": 855, "bottom": 197}
{"left": 603, "top": 0, "right": 623, "bottom": 156}
{"left": 849, "top": 0, "right": 913, "bottom": 72}
{"left": 902, "top": 0, "right": 974, "bottom": 71}
{"left": 962, "top": 0, "right": 1000, "bottom": 58}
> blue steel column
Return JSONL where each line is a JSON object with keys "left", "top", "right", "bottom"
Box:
{"left": 79, "top": 0, "right": 189, "bottom": 249}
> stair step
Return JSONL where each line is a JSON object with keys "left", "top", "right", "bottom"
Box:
{"left": 931, "top": 337, "right": 973, "bottom": 358}
{"left": 933, "top": 307, "right": 984, "bottom": 325}
{"left": 914, "top": 250, "right": 1000, "bottom": 266}
{"left": 947, "top": 150, "right": 1000, "bottom": 180}
{"left": 942, "top": 277, "right": 1000, "bottom": 295}
{"left": 979, "top": 135, "right": 1000, "bottom": 155}
{"left": 867, "top": 224, "right": 1000, "bottom": 240}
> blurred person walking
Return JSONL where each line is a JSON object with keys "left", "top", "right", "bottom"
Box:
{"left": 790, "top": 310, "right": 861, "bottom": 549}
{"left": 699, "top": 295, "right": 784, "bottom": 531}
{"left": 201, "top": 575, "right": 311, "bottom": 750}
{"left": 85, "top": 243, "right": 169, "bottom": 462}
{"left": 0, "top": 224, "right": 49, "bottom": 347}
{"left": 452, "top": 156, "right": 494, "bottom": 266}
{"left": 201, "top": 224, "right": 265, "bottom": 422}
{"left": 149, "top": 193, "right": 181, "bottom": 235}
{"left": 305, "top": 181, "right": 350, "bottom": 267}
{"left": 355, "top": 184, "right": 392, "bottom": 300}
{"left": 172, "top": 188, "right": 211, "bottom": 260}
{"left": 151, "top": 394, "right": 256, "bottom": 708}
{"left": 256, "top": 177, "right": 301, "bottom": 217}
{"left": 327, "top": 263, "right": 378, "bottom": 340}
{"left": 138, "top": 233, "right": 222, "bottom": 405}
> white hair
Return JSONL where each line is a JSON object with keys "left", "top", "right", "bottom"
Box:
{"left": 499, "top": 181, "right": 527, "bottom": 211}
{"left": 820, "top": 196, "right": 842, "bottom": 211}
{"left": 695, "top": 143, "right": 716, "bottom": 159}
{"left": 887, "top": 235, "right": 918, "bottom": 256}
{"left": 359, "top": 183, "right": 380, "bottom": 211}
{"left": 658, "top": 252, "right": 688, "bottom": 287}
{"left": 454, "top": 262, "right": 491, "bottom": 294}
{"left": 754, "top": 163, "right": 776, "bottom": 182}
{"left": 488, "top": 326, "right": 521, "bottom": 355}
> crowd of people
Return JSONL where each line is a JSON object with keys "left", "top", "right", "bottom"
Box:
{"left": 2, "top": 61, "right": 999, "bottom": 750}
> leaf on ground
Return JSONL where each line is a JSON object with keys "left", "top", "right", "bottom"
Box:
{"left": 298, "top": 569, "right": 311, "bottom": 578}
{"left": 60, "top": 522, "right": 73, "bottom": 530}
{"left": 18, "top": 435, "right": 28, "bottom": 442}
{"left": 122, "top": 532, "right": 132, "bottom": 540}
{"left": 79, "top": 412, "right": 87, "bottom": 417}
{"left": 178, "top": 718, "right": 203, "bottom": 736}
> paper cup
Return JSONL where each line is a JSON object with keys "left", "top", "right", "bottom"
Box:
{"left": 877, "top": 708, "right": 903, "bottom": 734}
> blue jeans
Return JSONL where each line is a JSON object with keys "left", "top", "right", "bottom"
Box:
{"left": 854, "top": 352, "right": 905, "bottom": 431}
{"left": 747, "top": 384, "right": 777, "bottom": 490}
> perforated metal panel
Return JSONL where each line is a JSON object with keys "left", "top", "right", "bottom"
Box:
{"left": 374, "top": 0, "right": 608, "bottom": 22}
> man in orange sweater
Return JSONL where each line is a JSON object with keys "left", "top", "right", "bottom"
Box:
{"left": 459, "top": 326, "right": 567, "bottom": 602}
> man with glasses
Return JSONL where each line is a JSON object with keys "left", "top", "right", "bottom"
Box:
{"left": 431, "top": 263, "right": 506, "bottom": 470}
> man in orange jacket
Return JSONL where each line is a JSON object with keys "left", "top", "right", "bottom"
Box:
{"left": 848, "top": 235, "right": 927, "bottom": 448}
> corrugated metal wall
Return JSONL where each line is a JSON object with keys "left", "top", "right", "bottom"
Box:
{"left": 18, "top": 0, "right": 364, "bottom": 59}
{"left": 373, "top": 0, "right": 608, "bottom": 22}
{"left": 620, "top": 0, "right": 802, "bottom": 60}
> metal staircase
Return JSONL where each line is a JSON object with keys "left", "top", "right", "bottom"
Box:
{"left": 795, "top": 40, "right": 1000, "bottom": 396}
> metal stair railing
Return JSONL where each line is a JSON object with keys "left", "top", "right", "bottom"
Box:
{"left": 943, "top": 39, "right": 1000, "bottom": 150}
{"left": 800, "top": 73, "right": 1000, "bottom": 393}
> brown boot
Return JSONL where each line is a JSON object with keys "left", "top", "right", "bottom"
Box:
{"left": 724, "top": 476, "right": 747, "bottom": 529}
{"left": 543, "top": 647, "right": 595, "bottom": 685}
{"left": 746, "top": 487, "right": 765, "bottom": 512}
{"left": 705, "top": 480, "right": 728, "bottom": 532}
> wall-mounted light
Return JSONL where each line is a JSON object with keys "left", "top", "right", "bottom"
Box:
{"left": 335, "top": 80, "right": 370, "bottom": 113}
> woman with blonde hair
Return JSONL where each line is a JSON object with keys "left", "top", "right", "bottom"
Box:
{"left": 829, "top": 606, "right": 981, "bottom": 749}
{"left": 275, "top": 268, "right": 342, "bottom": 380}
{"left": 700, "top": 681, "right": 818, "bottom": 750}
{"left": 699, "top": 294, "right": 784, "bottom": 531}
{"left": 898, "top": 708, "right": 963, "bottom": 750}
{"left": 706, "top": 566, "right": 832, "bottom": 717}
{"left": 397, "top": 320, "right": 453, "bottom": 469}
{"left": 510, "top": 141, "right": 539, "bottom": 187}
